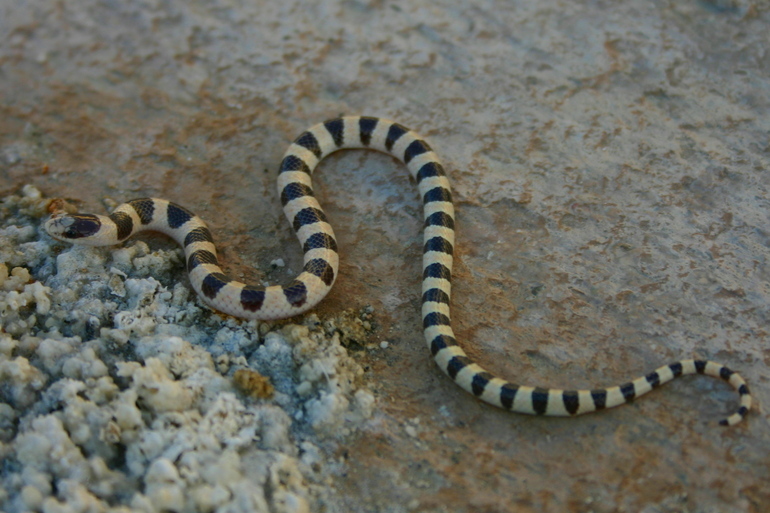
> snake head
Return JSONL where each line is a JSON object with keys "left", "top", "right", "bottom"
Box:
{"left": 45, "top": 213, "right": 102, "bottom": 241}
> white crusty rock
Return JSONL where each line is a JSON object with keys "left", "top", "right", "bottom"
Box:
{"left": 0, "top": 186, "right": 375, "bottom": 512}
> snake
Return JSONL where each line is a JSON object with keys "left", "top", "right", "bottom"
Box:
{"left": 44, "top": 115, "right": 752, "bottom": 426}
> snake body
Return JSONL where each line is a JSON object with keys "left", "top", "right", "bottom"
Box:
{"left": 45, "top": 116, "right": 751, "bottom": 425}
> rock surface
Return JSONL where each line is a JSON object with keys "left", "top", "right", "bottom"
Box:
{"left": 1, "top": 1, "right": 769, "bottom": 512}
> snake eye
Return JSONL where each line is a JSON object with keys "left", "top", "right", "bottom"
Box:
{"left": 62, "top": 215, "right": 102, "bottom": 239}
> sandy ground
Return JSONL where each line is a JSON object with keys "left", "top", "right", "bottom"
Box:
{"left": 1, "top": 1, "right": 769, "bottom": 512}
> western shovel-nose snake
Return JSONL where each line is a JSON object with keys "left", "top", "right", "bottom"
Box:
{"left": 45, "top": 116, "right": 751, "bottom": 425}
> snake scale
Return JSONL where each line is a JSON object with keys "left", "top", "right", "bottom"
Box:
{"left": 45, "top": 116, "right": 751, "bottom": 425}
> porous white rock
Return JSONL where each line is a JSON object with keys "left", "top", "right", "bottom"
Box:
{"left": 1, "top": 186, "right": 375, "bottom": 512}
